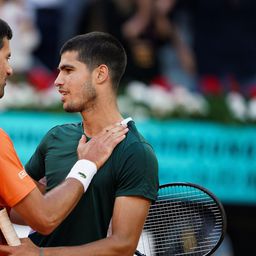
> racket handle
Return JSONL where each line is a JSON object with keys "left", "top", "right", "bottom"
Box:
{"left": 134, "top": 250, "right": 146, "bottom": 256}
{"left": 0, "top": 208, "right": 21, "bottom": 246}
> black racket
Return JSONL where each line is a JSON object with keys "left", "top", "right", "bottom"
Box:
{"left": 135, "top": 182, "right": 226, "bottom": 256}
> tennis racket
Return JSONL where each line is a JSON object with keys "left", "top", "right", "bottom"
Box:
{"left": 0, "top": 208, "right": 21, "bottom": 246}
{"left": 135, "top": 182, "right": 226, "bottom": 256}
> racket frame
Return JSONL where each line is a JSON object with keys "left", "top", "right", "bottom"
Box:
{"left": 135, "top": 182, "right": 227, "bottom": 256}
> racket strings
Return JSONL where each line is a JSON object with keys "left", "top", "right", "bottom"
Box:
{"left": 138, "top": 185, "right": 224, "bottom": 256}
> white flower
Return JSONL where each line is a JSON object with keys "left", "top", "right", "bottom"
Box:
{"left": 126, "top": 81, "right": 148, "bottom": 103}
{"left": 172, "top": 86, "right": 208, "bottom": 115}
{"left": 1, "top": 81, "right": 39, "bottom": 108}
{"left": 145, "top": 86, "right": 176, "bottom": 115}
{"left": 226, "top": 92, "right": 247, "bottom": 121}
{"left": 248, "top": 98, "right": 256, "bottom": 121}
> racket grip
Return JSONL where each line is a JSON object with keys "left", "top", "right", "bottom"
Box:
{"left": 0, "top": 208, "right": 21, "bottom": 246}
{"left": 134, "top": 250, "right": 146, "bottom": 256}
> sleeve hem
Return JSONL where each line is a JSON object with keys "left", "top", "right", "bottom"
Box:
{"left": 7, "top": 185, "right": 37, "bottom": 208}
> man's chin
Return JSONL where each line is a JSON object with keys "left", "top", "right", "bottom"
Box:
{"left": 63, "top": 103, "right": 82, "bottom": 113}
{"left": 0, "top": 85, "right": 5, "bottom": 98}
{"left": 65, "top": 109, "right": 75, "bottom": 113}
{"left": 63, "top": 106, "right": 78, "bottom": 113}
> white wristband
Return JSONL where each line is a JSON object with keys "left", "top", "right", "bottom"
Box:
{"left": 66, "top": 160, "right": 97, "bottom": 193}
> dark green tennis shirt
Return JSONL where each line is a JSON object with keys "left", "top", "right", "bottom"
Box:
{"left": 26, "top": 120, "right": 159, "bottom": 247}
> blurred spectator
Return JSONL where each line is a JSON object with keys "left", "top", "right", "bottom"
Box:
{"left": 178, "top": 0, "right": 256, "bottom": 97}
{"left": 155, "top": 0, "right": 196, "bottom": 90}
{"left": 58, "top": 0, "right": 90, "bottom": 49}
{"left": 0, "top": 0, "right": 40, "bottom": 75}
{"left": 27, "top": 0, "right": 63, "bottom": 71}
{"left": 79, "top": 0, "right": 155, "bottom": 84}
{"left": 78, "top": 0, "right": 196, "bottom": 89}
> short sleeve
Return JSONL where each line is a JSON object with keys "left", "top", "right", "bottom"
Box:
{"left": 115, "top": 142, "right": 159, "bottom": 202}
{"left": 25, "top": 128, "right": 53, "bottom": 181}
{"left": 25, "top": 143, "right": 46, "bottom": 181}
{"left": 0, "top": 129, "right": 36, "bottom": 207}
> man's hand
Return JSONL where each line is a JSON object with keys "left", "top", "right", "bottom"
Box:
{"left": 77, "top": 123, "right": 129, "bottom": 169}
{"left": 0, "top": 238, "right": 39, "bottom": 256}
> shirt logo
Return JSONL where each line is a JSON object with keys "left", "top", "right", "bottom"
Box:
{"left": 18, "top": 169, "right": 27, "bottom": 180}
{"left": 78, "top": 172, "right": 87, "bottom": 179}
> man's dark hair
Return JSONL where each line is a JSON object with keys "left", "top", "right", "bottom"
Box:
{"left": 0, "top": 19, "right": 12, "bottom": 49}
{"left": 60, "top": 31, "right": 127, "bottom": 91}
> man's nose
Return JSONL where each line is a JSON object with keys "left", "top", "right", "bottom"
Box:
{"left": 54, "top": 74, "right": 63, "bottom": 87}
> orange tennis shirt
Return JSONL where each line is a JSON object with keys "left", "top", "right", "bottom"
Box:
{"left": 0, "top": 129, "right": 36, "bottom": 248}
{"left": 0, "top": 128, "right": 36, "bottom": 208}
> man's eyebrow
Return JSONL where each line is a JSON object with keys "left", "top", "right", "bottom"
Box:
{"left": 58, "top": 64, "right": 75, "bottom": 70}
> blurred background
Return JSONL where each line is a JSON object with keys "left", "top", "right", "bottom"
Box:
{"left": 1, "top": 0, "right": 256, "bottom": 255}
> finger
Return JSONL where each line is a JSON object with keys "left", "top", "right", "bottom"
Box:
{"left": 105, "top": 125, "right": 128, "bottom": 137}
{"left": 0, "top": 244, "right": 13, "bottom": 253}
{"left": 92, "top": 127, "right": 122, "bottom": 142}
{"left": 103, "top": 128, "right": 129, "bottom": 145}
{"left": 106, "top": 133, "right": 127, "bottom": 148}
{"left": 101, "top": 126, "right": 129, "bottom": 143}
{"left": 102, "top": 123, "right": 129, "bottom": 138}
{"left": 98, "top": 122, "right": 127, "bottom": 137}
{"left": 79, "top": 134, "right": 87, "bottom": 144}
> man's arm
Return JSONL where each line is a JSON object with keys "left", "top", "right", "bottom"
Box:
{"left": 122, "top": 0, "right": 153, "bottom": 39}
{"left": 12, "top": 180, "right": 82, "bottom": 235}
{"left": 10, "top": 180, "right": 46, "bottom": 226}
{"left": 50, "top": 196, "right": 151, "bottom": 256}
{"left": 11, "top": 123, "right": 128, "bottom": 235}
{"left": 0, "top": 196, "right": 150, "bottom": 256}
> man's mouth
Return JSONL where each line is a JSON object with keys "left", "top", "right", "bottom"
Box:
{"left": 58, "top": 90, "right": 69, "bottom": 101}
{"left": 59, "top": 89, "right": 68, "bottom": 95}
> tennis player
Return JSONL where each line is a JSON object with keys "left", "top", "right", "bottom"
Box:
{"left": 0, "top": 31, "right": 159, "bottom": 256}
{"left": 0, "top": 18, "right": 128, "bottom": 246}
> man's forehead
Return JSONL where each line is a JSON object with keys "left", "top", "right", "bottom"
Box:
{"left": 61, "top": 50, "right": 79, "bottom": 59}
{"left": 2, "top": 37, "right": 9, "bottom": 45}
{"left": 0, "top": 37, "right": 11, "bottom": 55}
{"left": 58, "top": 51, "right": 87, "bottom": 70}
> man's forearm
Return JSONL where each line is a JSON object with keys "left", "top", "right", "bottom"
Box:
{"left": 42, "top": 236, "right": 135, "bottom": 256}
{"left": 14, "top": 179, "right": 84, "bottom": 234}
{"left": 40, "top": 179, "right": 84, "bottom": 229}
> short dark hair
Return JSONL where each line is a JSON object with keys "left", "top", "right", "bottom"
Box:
{"left": 60, "top": 32, "right": 127, "bottom": 91}
{"left": 0, "top": 19, "right": 12, "bottom": 49}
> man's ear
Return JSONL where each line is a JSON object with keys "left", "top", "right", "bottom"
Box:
{"left": 95, "top": 64, "right": 109, "bottom": 84}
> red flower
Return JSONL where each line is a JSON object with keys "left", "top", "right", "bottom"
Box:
{"left": 200, "top": 75, "right": 223, "bottom": 95}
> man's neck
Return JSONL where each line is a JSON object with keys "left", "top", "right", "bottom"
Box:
{"left": 80, "top": 109, "right": 123, "bottom": 138}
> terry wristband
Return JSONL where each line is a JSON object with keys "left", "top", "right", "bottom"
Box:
{"left": 66, "top": 160, "right": 97, "bottom": 193}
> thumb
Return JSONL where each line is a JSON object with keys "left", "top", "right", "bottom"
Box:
{"left": 0, "top": 244, "right": 13, "bottom": 253}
